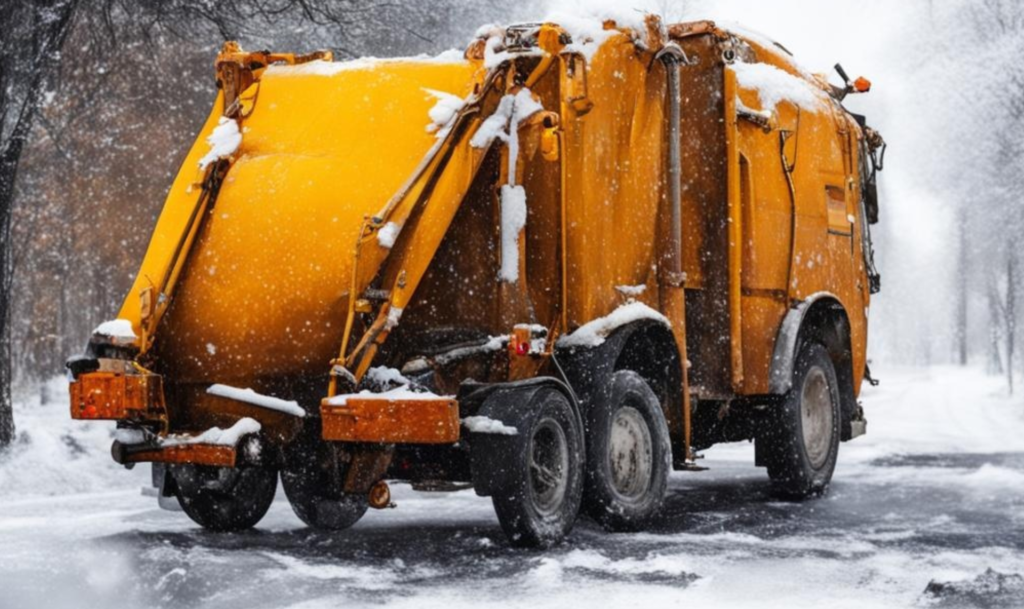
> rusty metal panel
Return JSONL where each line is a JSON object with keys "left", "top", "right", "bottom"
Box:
{"left": 320, "top": 398, "right": 460, "bottom": 444}
{"left": 119, "top": 443, "right": 237, "bottom": 468}
{"left": 70, "top": 372, "right": 162, "bottom": 421}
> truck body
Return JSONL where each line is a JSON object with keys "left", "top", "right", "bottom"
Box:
{"left": 68, "top": 18, "right": 884, "bottom": 546}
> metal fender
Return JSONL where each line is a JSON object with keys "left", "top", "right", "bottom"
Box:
{"left": 768, "top": 292, "right": 846, "bottom": 395}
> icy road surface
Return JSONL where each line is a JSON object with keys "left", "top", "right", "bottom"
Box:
{"left": 1, "top": 366, "right": 1023, "bottom": 609}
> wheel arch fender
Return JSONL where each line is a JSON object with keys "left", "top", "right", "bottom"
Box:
{"left": 769, "top": 292, "right": 857, "bottom": 439}
{"left": 555, "top": 320, "right": 684, "bottom": 461}
{"left": 464, "top": 377, "right": 581, "bottom": 497}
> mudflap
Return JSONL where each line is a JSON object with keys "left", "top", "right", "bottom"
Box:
{"left": 151, "top": 463, "right": 183, "bottom": 512}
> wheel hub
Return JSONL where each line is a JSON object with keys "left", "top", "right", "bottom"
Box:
{"left": 529, "top": 418, "right": 569, "bottom": 515}
{"left": 801, "top": 367, "right": 834, "bottom": 469}
{"left": 608, "top": 406, "right": 653, "bottom": 500}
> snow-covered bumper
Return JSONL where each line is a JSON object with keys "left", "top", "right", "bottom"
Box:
{"left": 69, "top": 363, "right": 271, "bottom": 468}
{"left": 320, "top": 394, "right": 461, "bottom": 444}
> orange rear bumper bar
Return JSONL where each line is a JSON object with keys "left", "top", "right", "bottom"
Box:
{"left": 111, "top": 441, "right": 237, "bottom": 467}
{"left": 320, "top": 396, "right": 460, "bottom": 444}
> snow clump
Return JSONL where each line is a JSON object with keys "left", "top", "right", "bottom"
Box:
{"left": 206, "top": 384, "right": 305, "bottom": 418}
{"left": 424, "top": 88, "right": 467, "bottom": 139}
{"left": 730, "top": 61, "right": 826, "bottom": 113}
{"left": 198, "top": 116, "right": 242, "bottom": 170}
{"left": 557, "top": 302, "right": 670, "bottom": 348}
{"left": 462, "top": 416, "right": 518, "bottom": 435}
{"left": 377, "top": 221, "right": 401, "bottom": 249}
{"left": 92, "top": 318, "right": 137, "bottom": 342}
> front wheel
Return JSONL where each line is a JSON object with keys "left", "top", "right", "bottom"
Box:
{"left": 172, "top": 464, "right": 278, "bottom": 531}
{"left": 759, "top": 342, "right": 841, "bottom": 498}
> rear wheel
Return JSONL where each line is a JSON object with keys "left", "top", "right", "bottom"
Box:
{"left": 759, "top": 342, "right": 841, "bottom": 498}
{"left": 474, "top": 387, "right": 583, "bottom": 548}
{"left": 582, "top": 370, "right": 671, "bottom": 531}
{"left": 172, "top": 464, "right": 277, "bottom": 532}
{"left": 281, "top": 422, "right": 368, "bottom": 530}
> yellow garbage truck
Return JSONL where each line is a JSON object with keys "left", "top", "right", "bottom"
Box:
{"left": 67, "top": 17, "right": 884, "bottom": 547}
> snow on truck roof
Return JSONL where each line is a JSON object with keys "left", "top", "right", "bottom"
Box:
{"left": 264, "top": 49, "right": 468, "bottom": 77}
{"left": 262, "top": 16, "right": 827, "bottom": 108}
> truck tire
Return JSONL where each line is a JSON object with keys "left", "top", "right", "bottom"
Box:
{"left": 281, "top": 425, "right": 368, "bottom": 530}
{"left": 582, "top": 370, "right": 671, "bottom": 531}
{"left": 171, "top": 464, "right": 277, "bottom": 532}
{"left": 761, "top": 342, "right": 841, "bottom": 498}
{"left": 477, "top": 387, "right": 583, "bottom": 548}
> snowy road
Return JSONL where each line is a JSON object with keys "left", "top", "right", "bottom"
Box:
{"left": 1, "top": 366, "right": 1023, "bottom": 609}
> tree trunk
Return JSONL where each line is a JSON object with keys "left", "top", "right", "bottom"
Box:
{"left": 1007, "top": 251, "right": 1017, "bottom": 394}
{"left": 987, "top": 276, "right": 1004, "bottom": 376}
{"left": 0, "top": 0, "right": 81, "bottom": 449}
{"left": 955, "top": 209, "right": 969, "bottom": 365}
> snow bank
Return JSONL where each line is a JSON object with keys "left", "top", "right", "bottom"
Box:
{"left": 325, "top": 385, "right": 450, "bottom": 407}
{"left": 197, "top": 116, "right": 242, "bottom": 170}
{"left": 731, "top": 61, "right": 826, "bottom": 113}
{"left": 0, "top": 377, "right": 146, "bottom": 497}
{"left": 206, "top": 384, "right": 305, "bottom": 418}
{"left": 92, "top": 318, "right": 136, "bottom": 341}
{"left": 462, "top": 416, "right": 518, "bottom": 436}
{"left": 557, "top": 302, "right": 670, "bottom": 348}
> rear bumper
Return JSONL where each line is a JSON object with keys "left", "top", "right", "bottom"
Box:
{"left": 320, "top": 396, "right": 460, "bottom": 444}
{"left": 111, "top": 440, "right": 238, "bottom": 467}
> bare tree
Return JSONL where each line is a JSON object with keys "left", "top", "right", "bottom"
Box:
{"left": 0, "top": 0, "right": 82, "bottom": 448}
{"left": 1006, "top": 248, "right": 1017, "bottom": 394}
{"left": 987, "top": 274, "right": 1004, "bottom": 376}
{"left": 954, "top": 207, "right": 968, "bottom": 365}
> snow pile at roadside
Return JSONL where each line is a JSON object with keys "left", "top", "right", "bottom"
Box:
{"left": 923, "top": 568, "right": 1024, "bottom": 607}
{"left": 0, "top": 377, "right": 145, "bottom": 498}
{"left": 557, "top": 301, "right": 670, "bottom": 348}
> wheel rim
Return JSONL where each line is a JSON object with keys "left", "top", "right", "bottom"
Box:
{"left": 608, "top": 405, "right": 653, "bottom": 500}
{"left": 528, "top": 417, "right": 569, "bottom": 516}
{"left": 801, "top": 366, "right": 834, "bottom": 469}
